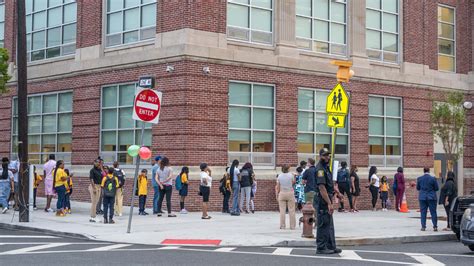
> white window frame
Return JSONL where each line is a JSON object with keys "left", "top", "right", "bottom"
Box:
{"left": 366, "top": 0, "right": 400, "bottom": 63}
{"left": 226, "top": 0, "right": 274, "bottom": 46}
{"left": 0, "top": 0, "right": 5, "bottom": 48}
{"left": 228, "top": 81, "right": 275, "bottom": 168}
{"left": 11, "top": 91, "right": 73, "bottom": 164}
{"left": 368, "top": 95, "right": 403, "bottom": 168}
{"left": 437, "top": 4, "right": 456, "bottom": 72}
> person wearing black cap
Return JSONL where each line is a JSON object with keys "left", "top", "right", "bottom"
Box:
{"left": 315, "top": 148, "right": 341, "bottom": 255}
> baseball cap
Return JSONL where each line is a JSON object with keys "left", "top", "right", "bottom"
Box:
{"left": 155, "top": 156, "right": 162, "bottom": 161}
{"left": 319, "top": 148, "right": 331, "bottom": 156}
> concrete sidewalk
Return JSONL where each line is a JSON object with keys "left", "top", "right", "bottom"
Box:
{"left": 0, "top": 198, "right": 455, "bottom": 247}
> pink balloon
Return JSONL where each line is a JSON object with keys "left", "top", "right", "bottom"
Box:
{"left": 139, "top": 147, "right": 152, "bottom": 160}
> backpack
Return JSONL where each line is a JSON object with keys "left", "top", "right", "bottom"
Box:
{"left": 175, "top": 174, "right": 183, "bottom": 191}
{"left": 240, "top": 169, "right": 251, "bottom": 187}
{"left": 103, "top": 177, "right": 116, "bottom": 197}
{"left": 114, "top": 169, "right": 125, "bottom": 188}
{"left": 337, "top": 168, "right": 349, "bottom": 183}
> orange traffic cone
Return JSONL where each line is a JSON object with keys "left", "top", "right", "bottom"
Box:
{"left": 400, "top": 192, "right": 409, "bottom": 213}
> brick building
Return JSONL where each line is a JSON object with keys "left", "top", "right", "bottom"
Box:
{"left": 0, "top": 0, "right": 473, "bottom": 212}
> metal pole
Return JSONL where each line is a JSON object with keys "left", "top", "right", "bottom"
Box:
{"left": 329, "top": 128, "right": 337, "bottom": 172}
{"left": 17, "top": 0, "right": 29, "bottom": 222}
{"left": 127, "top": 122, "right": 146, "bottom": 233}
{"left": 28, "top": 164, "right": 34, "bottom": 214}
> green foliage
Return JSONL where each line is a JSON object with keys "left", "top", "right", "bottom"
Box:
{"left": 0, "top": 48, "right": 12, "bottom": 93}
{"left": 430, "top": 91, "right": 467, "bottom": 169}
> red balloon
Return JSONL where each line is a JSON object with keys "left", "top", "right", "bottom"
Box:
{"left": 139, "top": 147, "right": 152, "bottom": 160}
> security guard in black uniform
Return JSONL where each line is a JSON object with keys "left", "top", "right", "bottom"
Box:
{"left": 315, "top": 148, "right": 342, "bottom": 255}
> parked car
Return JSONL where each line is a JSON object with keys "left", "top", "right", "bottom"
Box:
{"left": 460, "top": 204, "right": 474, "bottom": 251}
{"left": 450, "top": 194, "right": 474, "bottom": 240}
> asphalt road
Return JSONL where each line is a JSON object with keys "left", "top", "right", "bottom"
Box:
{"left": 0, "top": 228, "right": 472, "bottom": 266}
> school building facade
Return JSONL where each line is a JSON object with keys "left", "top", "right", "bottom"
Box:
{"left": 0, "top": 0, "right": 473, "bottom": 211}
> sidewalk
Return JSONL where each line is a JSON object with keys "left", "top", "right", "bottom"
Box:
{"left": 0, "top": 198, "right": 455, "bottom": 247}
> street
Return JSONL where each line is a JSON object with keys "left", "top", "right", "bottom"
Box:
{"left": 0, "top": 228, "right": 472, "bottom": 266}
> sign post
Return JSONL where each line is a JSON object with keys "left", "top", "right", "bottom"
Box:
{"left": 127, "top": 76, "right": 162, "bottom": 234}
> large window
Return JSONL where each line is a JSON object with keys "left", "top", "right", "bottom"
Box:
{"left": 366, "top": 0, "right": 399, "bottom": 63}
{"left": 438, "top": 5, "right": 455, "bottom": 72}
{"left": 368, "top": 96, "right": 402, "bottom": 167}
{"left": 106, "top": 0, "right": 157, "bottom": 47}
{"left": 227, "top": 0, "right": 273, "bottom": 45}
{"left": 26, "top": 0, "right": 77, "bottom": 62}
{"left": 297, "top": 89, "right": 349, "bottom": 163}
{"left": 11, "top": 92, "right": 73, "bottom": 164}
{"left": 295, "top": 0, "right": 347, "bottom": 55}
{"left": 228, "top": 82, "right": 275, "bottom": 166}
{"left": 0, "top": 0, "right": 5, "bottom": 48}
{"left": 101, "top": 83, "right": 152, "bottom": 165}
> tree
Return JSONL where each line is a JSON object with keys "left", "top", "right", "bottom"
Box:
{"left": 0, "top": 48, "right": 12, "bottom": 93}
{"left": 430, "top": 91, "right": 468, "bottom": 172}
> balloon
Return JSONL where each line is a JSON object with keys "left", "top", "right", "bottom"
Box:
{"left": 139, "top": 147, "right": 152, "bottom": 160}
{"left": 127, "top": 145, "right": 140, "bottom": 157}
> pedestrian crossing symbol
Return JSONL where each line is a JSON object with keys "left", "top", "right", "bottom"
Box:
{"left": 326, "top": 83, "right": 349, "bottom": 115}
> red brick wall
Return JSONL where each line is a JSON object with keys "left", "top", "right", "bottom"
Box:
{"left": 76, "top": 0, "right": 102, "bottom": 48}
{"left": 4, "top": 0, "right": 16, "bottom": 63}
{"left": 464, "top": 93, "right": 474, "bottom": 168}
{"left": 465, "top": 178, "right": 474, "bottom": 195}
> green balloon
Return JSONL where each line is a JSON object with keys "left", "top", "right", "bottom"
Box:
{"left": 127, "top": 145, "right": 140, "bottom": 157}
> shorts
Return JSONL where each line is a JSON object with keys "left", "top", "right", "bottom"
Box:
{"left": 44, "top": 178, "right": 55, "bottom": 196}
{"left": 200, "top": 186, "right": 210, "bottom": 202}
{"left": 179, "top": 184, "right": 188, "bottom": 197}
{"left": 14, "top": 182, "right": 19, "bottom": 193}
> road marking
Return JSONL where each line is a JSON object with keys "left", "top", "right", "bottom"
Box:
{"left": 214, "top": 247, "right": 236, "bottom": 252}
{"left": 161, "top": 239, "right": 221, "bottom": 246}
{"left": 1, "top": 243, "right": 70, "bottom": 255}
{"left": 0, "top": 235, "right": 59, "bottom": 239}
{"left": 339, "top": 250, "right": 363, "bottom": 260}
{"left": 406, "top": 253, "right": 445, "bottom": 266}
{"left": 272, "top": 248, "right": 293, "bottom": 255}
{"left": 0, "top": 242, "right": 110, "bottom": 245}
{"left": 293, "top": 248, "right": 474, "bottom": 259}
{"left": 157, "top": 246, "right": 181, "bottom": 250}
{"left": 87, "top": 244, "right": 131, "bottom": 251}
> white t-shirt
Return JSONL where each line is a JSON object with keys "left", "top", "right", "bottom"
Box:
{"left": 157, "top": 166, "right": 173, "bottom": 186}
{"left": 200, "top": 171, "right": 212, "bottom": 188}
{"left": 43, "top": 160, "right": 56, "bottom": 180}
{"left": 227, "top": 167, "right": 240, "bottom": 182}
{"left": 371, "top": 174, "right": 380, "bottom": 187}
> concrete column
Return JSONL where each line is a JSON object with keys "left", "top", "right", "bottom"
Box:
{"left": 348, "top": 0, "right": 370, "bottom": 67}
{"left": 274, "top": 0, "right": 298, "bottom": 56}
{"left": 458, "top": 155, "right": 464, "bottom": 195}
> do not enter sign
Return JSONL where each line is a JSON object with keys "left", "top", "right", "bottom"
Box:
{"left": 132, "top": 88, "right": 162, "bottom": 124}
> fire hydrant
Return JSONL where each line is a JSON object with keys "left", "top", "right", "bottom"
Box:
{"left": 301, "top": 203, "right": 315, "bottom": 238}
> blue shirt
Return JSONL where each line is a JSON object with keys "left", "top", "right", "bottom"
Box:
{"left": 416, "top": 173, "right": 439, "bottom": 201}
{"left": 302, "top": 166, "right": 316, "bottom": 193}
{"left": 151, "top": 164, "right": 159, "bottom": 187}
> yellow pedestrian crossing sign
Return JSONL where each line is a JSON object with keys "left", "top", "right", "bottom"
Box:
{"left": 327, "top": 114, "right": 346, "bottom": 128}
{"left": 326, "top": 83, "right": 349, "bottom": 115}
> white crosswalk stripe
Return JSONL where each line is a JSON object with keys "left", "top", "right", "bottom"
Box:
{"left": 0, "top": 235, "right": 59, "bottom": 239}
{"left": 272, "top": 248, "right": 293, "bottom": 255}
{"left": 86, "top": 244, "right": 132, "bottom": 251}
{"left": 0, "top": 243, "right": 70, "bottom": 255}
{"left": 339, "top": 250, "right": 363, "bottom": 260}
{"left": 214, "top": 247, "right": 236, "bottom": 252}
{"left": 406, "top": 253, "right": 445, "bottom": 266}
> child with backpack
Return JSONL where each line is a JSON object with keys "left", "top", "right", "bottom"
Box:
{"left": 64, "top": 169, "right": 73, "bottom": 214}
{"left": 33, "top": 166, "right": 42, "bottom": 210}
{"left": 138, "top": 169, "right": 148, "bottom": 215}
{"left": 220, "top": 167, "right": 231, "bottom": 213}
{"left": 176, "top": 167, "right": 189, "bottom": 214}
{"left": 101, "top": 168, "right": 120, "bottom": 224}
{"left": 380, "top": 175, "right": 390, "bottom": 212}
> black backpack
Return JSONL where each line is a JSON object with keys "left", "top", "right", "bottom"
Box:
{"left": 337, "top": 168, "right": 349, "bottom": 183}
{"left": 103, "top": 177, "right": 117, "bottom": 197}
{"left": 114, "top": 169, "right": 125, "bottom": 188}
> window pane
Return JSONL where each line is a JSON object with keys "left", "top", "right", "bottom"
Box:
{"left": 34, "top": 0, "right": 47, "bottom": 11}
{"left": 141, "top": 3, "right": 156, "bottom": 27}
{"left": 119, "top": 107, "right": 134, "bottom": 128}
{"left": 49, "top": 0, "right": 62, "bottom": 7}
{"left": 47, "top": 27, "right": 61, "bottom": 47}
{"left": 57, "top": 134, "right": 72, "bottom": 152}
{"left": 29, "top": 135, "right": 40, "bottom": 153}
{"left": 315, "top": 113, "right": 330, "bottom": 133}
{"left": 253, "top": 0, "right": 271, "bottom": 9}
{"left": 314, "top": 41, "right": 329, "bottom": 53}
{"left": 298, "top": 90, "right": 314, "bottom": 110}
{"left": 253, "top": 85, "right": 273, "bottom": 107}
{"left": 12, "top": 118, "right": 18, "bottom": 135}
{"left": 229, "top": 107, "right": 251, "bottom": 128}
{"left": 26, "top": 0, "right": 33, "bottom": 14}
{"left": 315, "top": 91, "right": 328, "bottom": 111}
{"left": 296, "top": 17, "right": 311, "bottom": 38}
{"left": 101, "top": 131, "right": 116, "bottom": 151}
{"left": 102, "top": 86, "right": 118, "bottom": 107}
{"left": 58, "top": 113, "right": 72, "bottom": 132}
{"left": 229, "top": 130, "right": 251, "bottom": 152}
{"left": 314, "top": 20, "right": 328, "bottom": 41}
{"left": 251, "top": 8, "right": 271, "bottom": 32}
{"left": 331, "top": 2, "right": 345, "bottom": 23}
{"left": 124, "top": 8, "right": 140, "bottom": 31}
{"left": 296, "top": 0, "right": 311, "bottom": 16}
{"left": 438, "top": 23, "right": 454, "bottom": 39}
{"left": 383, "top": 13, "right": 397, "bottom": 32}
{"left": 229, "top": 83, "right": 251, "bottom": 105}
{"left": 252, "top": 131, "right": 273, "bottom": 152}
{"left": 108, "top": 0, "right": 124, "bottom": 12}
{"left": 42, "top": 114, "right": 57, "bottom": 133}
{"left": 46, "top": 47, "right": 60, "bottom": 58}
{"left": 438, "top": 6, "right": 454, "bottom": 23}
{"left": 383, "top": 32, "right": 397, "bottom": 52}
{"left": 124, "top": 30, "right": 139, "bottom": 43}
{"left": 386, "top": 138, "right": 401, "bottom": 155}
{"left": 29, "top": 116, "right": 41, "bottom": 133}
{"left": 63, "top": 3, "right": 76, "bottom": 23}
{"left": 42, "top": 135, "right": 56, "bottom": 153}
{"left": 438, "top": 55, "right": 455, "bottom": 72}
{"left": 33, "top": 11, "right": 46, "bottom": 30}
{"left": 102, "top": 109, "right": 117, "bottom": 129}
{"left": 253, "top": 108, "right": 273, "bottom": 130}
{"left": 63, "top": 23, "right": 76, "bottom": 44}
{"left": 118, "top": 130, "right": 134, "bottom": 151}
{"left": 48, "top": 7, "right": 62, "bottom": 27}
{"left": 313, "top": 0, "right": 328, "bottom": 19}
{"left": 330, "top": 23, "right": 345, "bottom": 44}
{"left": 42, "top": 94, "right": 57, "bottom": 113}
{"left": 366, "top": 30, "right": 381, "bottom": 49}
{"left": 438, "top": 39, "right": 454, "bottom": 55}
{"left": 59, "top": 93, "right": 72, "bottom": 112}
{"left": 386, "top": 118, "right": 401, "bottom": 136}
{"left": 315, "top": 134, "right": 330, "bottom": 151}
{"left": 228, "top": 4, "right": 249, "bottom": 28}
{"left": 28, "top": 97, "right": 42, "bottom": 114}
{"left": 32, "top": 30, "right": 46, "bottom": 50}
{"left": 369, "top": 117, "right": 384, "bottom": 135}
{"left": 298, "top": 112, "right": 314, "bottom": 131}
{"left": 369, "top": 97, "right": 383, "bottom": 115}
{"left": 366, "top": 10, "right": 381, "bottom": 29}
{"left": 125, "top": 0, "right": 140, "bottom": 8}
{"left": 107, "top": 12, "right": 123, "bottom": 34}
{"left": 119, "top": 84, "right": 135, "bottom": 106}
{"left": 384, "top": 0, "right": 398, "bottom": 13}
{"left": 335, "top": 135, "right": 348, "bottom": 154}
{"left": 369, "top": 137, "right": 384, "bottom": 155}
{"left": 142, "top": 129, "right": 152, "bottom": 147}
{"left": 297, "top": 133, "right": 313, "bottom": 153}
{"left": 386, "top": 98, "right": 400, "bottom": 117}
{"left": 367, "top": 0, "right": 381, "bottom": 9}
{"left": 26, "top": 15, "right": 32, "bottom": 32}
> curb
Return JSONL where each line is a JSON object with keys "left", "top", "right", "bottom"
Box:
{"left": 0, "top": 222, "right": 94, "bottom": 241}
{"left": 274, "top": 233, "right": 457, "bottom": 247}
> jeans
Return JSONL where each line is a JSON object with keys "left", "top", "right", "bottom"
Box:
{"left": 420, "top": 199, "right": 438, "bottom": 228}
{"left": 338, "top": 182, "right": 353, "bottom": 210}
{"left": 103, "top": 196, "right": 115, "bottom": 220}
{"left": 240, "top": 186, "right": 252, "bottom": 212}
{"left": 0, "top": 182, "right": 11, "bottom": 208}
{"left": 65, "top": 192, "right": 71, "bottom": 209}
{"left": 223, "top": 190, "right": 231, "bottom": 212}
{"left": 55, "top": 185, "right": 66, "bottom": 210}
{"left": 139, "top": 195, "right": 147, "bottom": 213}
{"left": 369, "top": 185, "right": 379, "bottom": 208}
{"left": 153, "top": 186, "right": 160, "bottom": 213}
{"left": 158, "top": 185, "right": 172, "bottom": 214}
{"left": 232, "top": 181, "right": 240, "bottom": 214}
{"left": 316, "top": 209, "right": 337, "bottom": 251}
{"left": 33, "top": 188, "right": 37, "bottom": 208}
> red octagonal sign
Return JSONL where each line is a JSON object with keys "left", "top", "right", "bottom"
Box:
{"left": 132, "top": 88, "right": 162, "bottom": 124}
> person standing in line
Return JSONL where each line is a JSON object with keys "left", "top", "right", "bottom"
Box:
{"left": 101, "top": 168, "right": 120, "bottom": 224}
{"left": 379, "top": 176, "right": 389, "bottom": 211}
{"left": 151, "top": 156, "right": 162, "bottom": 214}
{"left": 276, "top": 165, "right": 296, "bottom": 230}
{"left": 350, "top": 165, "right": 360, "bottom": 212}
{"left": 178, "top": 166, "right": 189, "bottom": 214}
{"left": 53, "top": 160, "right": 69, "bottom": 217}
{"left": 299, "top": 160, "right": 308, "bottom": 176}
{"left": 43, "top": 154, "right": 56, "bottom": 212}
{"left": 0, "top": 158, "right": 14, "bottom": 214}
{"left": 156, "top": 157, "right": 176, "bottom": 217}
{"left": 417, "top": 167, "right": 439, "bottom": 232}
{"left": 89, "top": 159, "right": 103, "bottom": 223}
{"left": 64, "top": 169, "right": 73, "bottom": 214}
{"left": 394, "top": 167, "right": 405, "bottom": 212}
{"left": 439, "top": 171, "right": 457, "bottom": 231}
{"left": 250, "top": 175, "right": 257, "bottom": 214}
{"left": 200, "top": 163, "right": 212, "bottom": 219}
{"left": 239, "top": 162, "right": 253, "bottom": 214}
{"left": 294, "top": 167, "right": 305, "bottom": 212}
{"left": 336, "top": 161, "right": 353, "bottom": 212}
{"left": 33, "top": 166, "right": 42, "bottom": 210}
{"left": 8, "top": 158, "right": 19, "bottom": 211}
{"left": 302, "top": 158, "right": 317, "bottom": 210}
{"left": 138, "top": 169, "right": 149, "bottom": 215}
{"left": 228, "top": 160, "right": 241, "bottom": 216}
{"left": 220, "top": 167, "right": 232, "bottom": 213}
{"left": 113, "top": 161, "right": 125, "bottom": 217}
{"left": 368, "top": 166, "right": 380, "bottom": 211}
{"left": 315, "top": 148, "right": 342, "bottom": 255}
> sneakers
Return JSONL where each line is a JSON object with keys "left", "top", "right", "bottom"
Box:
{"left": 168, "top": 213, "right": 177, "bottom": 217}
{"left": 33, "top": 207, "right": 38, "bottom": 210}
{"left": 45, "top": 208, "right": 53, "bottom": 213}
{"left": 333, "top": 248, "right": 342, "bottom": 254}
{"left": 89, "top": 217, "right": 96, "bottom": 223}
{"left": 56, "top": 211, "right": 65, "bottom": 217}
{"left": 118, "top": 213, "right": 123, "bottom": 217}
{"left": 104, "top": 218, "right": 108, "bottom": 224}
{"left": 316, "top": 249, "right": 336, "bottom": 255}
{"left": 109, "top": 219, "right": 115, "bottom": 224}
{"left": 434, "top": 227, "right": 438, "bottom": 232}
{"left": 180, "top": 209, "right": 188, "bottom": 214}
{"left": 2, "top": 207, "right": 7, "bottom": 214}
{"left": 421, "top": 227, "right": 426, "bottom": 231}
{"left": 157, "top": 213, "right": 162, "bottom": 217}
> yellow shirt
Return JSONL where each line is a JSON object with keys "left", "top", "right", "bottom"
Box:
{"left": 138, "top": 174, "right": 148, "bottom": 196}
{"left": 54, "top": 168, "right": 68, "bottom": 188}
{"left": 380, "top": 182, "right": 389, "bottom": 192}
{"left": 66, "top": 177, "right": 73, "bottom": 192}
{"left": 181, "top": 173, "right": 188, "bottom": 184}
{"left": 34, "top": 174, "right": 42, "bottom": 188}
